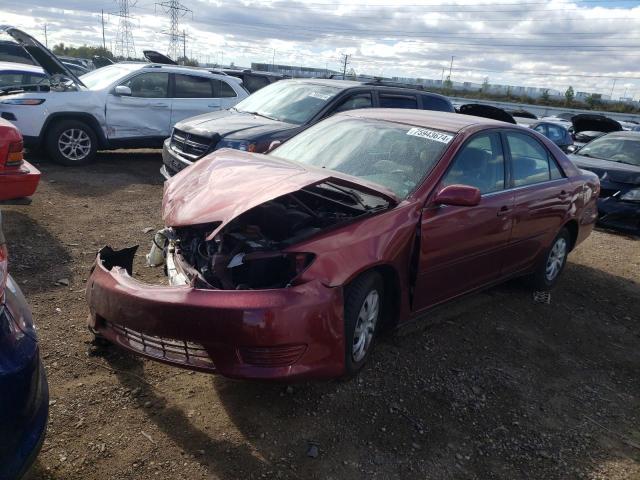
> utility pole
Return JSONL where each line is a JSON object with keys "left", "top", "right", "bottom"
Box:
{"left": 182, "top": 29, "right": 186, "bottom": 63}
{"left": 43, "top": 24, "right": 48, "bottom": 48}
{"left": 449, "top": 55, "right": 454, "bottom": 80}
{"left": 156, "top": 0, "right": 192, "bottom": 61}
{"left": 341, "top": 53, "right": 350, "bottom": 79}
{"left": 101, "top": 9, "right": 106, "bottom": 50}
{"left": 272, "top": 48, "right": 275, "bottom": 69}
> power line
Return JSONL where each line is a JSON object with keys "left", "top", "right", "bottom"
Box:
{"left": 155, "top": 0, "right": 192, "bottom": 60}
{"left": 113, "top": 0, "right": 137, "bottom": 59}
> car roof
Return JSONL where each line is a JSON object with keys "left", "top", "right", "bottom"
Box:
{"left": 99, "top": 62, "right": 244, "bottom": 83}
{"left": 0, "top": 60, "right": 45, "bottom": 73}
{"left": 600, "top": 131, "right": 640, "bottom": 139}
{"left": 341, "top": 108, "right": 510, "bottom": 132}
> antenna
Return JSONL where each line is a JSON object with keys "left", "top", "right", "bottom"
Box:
{"left": 156, "top": 0, "right": 192, "bottom": 61}
{"left": 113, "top": 0, "right": 137, "bottom": 59}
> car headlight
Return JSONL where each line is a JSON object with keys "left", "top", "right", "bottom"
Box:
{"left": 215, "top": 139, "right": 256, "bottom": 152}
{"left": 0, "top": 98, "right": 45, "bottom": 105}
{"left": 620, "top": 187, "right": 640, "bottom": 202}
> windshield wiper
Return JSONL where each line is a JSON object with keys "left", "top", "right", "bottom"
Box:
{"left": 243, "top": 110, "right": 278, "bottom": 121}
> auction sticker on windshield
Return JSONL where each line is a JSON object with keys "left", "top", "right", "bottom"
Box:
{"left": 308, "top": 92, "right": 332, "bottom": 101}
{"left": 406, "top": 127, "right": 453, "bottom": 143}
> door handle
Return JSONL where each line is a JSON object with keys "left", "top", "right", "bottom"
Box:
{"left": 497, "top": 205, "right": 512, "bottom": 217}
{"left": 152, "top": 103, "right": 169, "bottom": 108}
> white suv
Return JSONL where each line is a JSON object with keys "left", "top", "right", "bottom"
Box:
{"left": 0, "top": 26, "right": 248, "bottom": 165}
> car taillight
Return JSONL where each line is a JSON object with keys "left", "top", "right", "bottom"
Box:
{"left": 5, "top": 140, "right": 24, "bottom": 168}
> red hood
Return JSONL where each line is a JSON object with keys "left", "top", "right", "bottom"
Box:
{"left": 162, "top": 149, "right": 397, "bottom": 239}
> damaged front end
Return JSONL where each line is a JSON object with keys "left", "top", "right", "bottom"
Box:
{"left": 156, "top": 180, "right": 391, "bottom": 290}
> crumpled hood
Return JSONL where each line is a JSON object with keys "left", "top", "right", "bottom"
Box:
{"left": 175, "top": 109, "right": 297, "bottom": 140}
{"left": 572, "top": 114, "right": 622, "bottom": 134}
{"left": 162, "top": 149, "right": 397, "bottom": 239}
{"left": 570, "top": 154, "right": 640, "bottom": 185}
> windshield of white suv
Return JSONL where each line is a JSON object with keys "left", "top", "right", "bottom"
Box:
{"left": 80, "top": 65, "right": 134, "bottom": 90}
{"left": 578, "top": 135, "right": 640, "bottom": 167}
{"left": 234, "top": 81, "right": 342, "bottom": 125}
{"left": 271, "top": 116, "right": 454, "bottom": 198}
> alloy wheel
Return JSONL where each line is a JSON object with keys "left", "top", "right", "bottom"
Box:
{"left": 545, "top": 237, "right": 567, "bottom": 282}
{"left": 58, "top": 128, "right": 92, "bottom": 162}
{"left": 352, "top": 289, "right": 380, "bottom": 363}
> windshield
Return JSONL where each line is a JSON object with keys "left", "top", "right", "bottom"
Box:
{"left": 271, "top": 116, "right": 454, "bottom": 198}
{"left": 234, "top": 80, "right": 342, "bottom": 125}
{"left": 80, "top": 65, "right": 133, "bottom": 90}
{"left": 578, "top": 135, "right": 640, "bottom": 167}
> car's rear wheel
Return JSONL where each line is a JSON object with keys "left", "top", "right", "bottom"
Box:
{"left": 529, "top": 227, "right": 570, "bottom": 290}
{"left": 46, "top": 120, "right": 97, "bottom": 166}
{"left": 344, "top": 272, "right": 384, "bottom": 376}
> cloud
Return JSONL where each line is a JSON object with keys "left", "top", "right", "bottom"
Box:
{"left": 2, "top": 0, "right": 640, "bottom": 98}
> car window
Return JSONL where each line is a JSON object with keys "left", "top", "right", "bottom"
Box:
{"left": 122, "top": 72, "right": 169, "bottom": 98}
{"left": 422, "top": 95, "right": 453, "bottom": 112}
{"left": 0, "top": 72, "right": 24, "bottom": 87}
{"left": 533, "top": 124, "right": 546, "bottom": 136}
{"left": 379, "top": 95, "right": 418, "bottom": 109}
{"left": 506, "top": 132, "right": 562, "bottom": 186}
{"left": 333, "top": 93, "right": 373, "bottom": 113}
{"left": 243, "top": 75, "right": 270, "bottom": 93}
{"left": 174, "top": 74, "right": 213, "bottom": 98}
{"left": 212, "top": 79, "right": 237, "bottom": 98}
{"left": 442, "top": 133, "right": 505, "bottom": 194}
{"left": 546, "top": 124, "right": 566, "bottom": 142}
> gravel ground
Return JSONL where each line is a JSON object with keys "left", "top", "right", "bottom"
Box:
{"left": 3, "top": 150, "right": 639, "bottom": 480}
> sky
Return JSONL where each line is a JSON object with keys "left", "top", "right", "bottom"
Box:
{"left": 2, "top": 0, "right": 640, "bottom": 99}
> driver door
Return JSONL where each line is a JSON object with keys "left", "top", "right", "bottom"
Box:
{"left": 413, "top": 132, "right": 515, "bottom": 311}
{"left": 105, "top": 71, "right": 171, "bottom": 140}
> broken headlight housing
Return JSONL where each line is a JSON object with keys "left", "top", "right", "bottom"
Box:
{"left": 619, "top": 187, "right": 640, "bottom": 202}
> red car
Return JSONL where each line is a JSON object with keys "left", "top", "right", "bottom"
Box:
{"left": 86, "top": 110, "right": 599, "bottom": 381}
{"left": 0, "top": 118, "right": 40, "bottom": 201}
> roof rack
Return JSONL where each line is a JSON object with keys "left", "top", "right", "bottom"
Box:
{"left": 362, "top": 79, "right": 426, "bottom": 90}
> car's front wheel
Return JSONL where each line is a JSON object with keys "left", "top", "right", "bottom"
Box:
{"left": 530, "top": 227, "right": 571, "bottom": 290}
{"left": 344, "top": 271, "right": 384, "bottom": 376}
{"left": 46, "top": 119, "right": 97, "bottom": 166}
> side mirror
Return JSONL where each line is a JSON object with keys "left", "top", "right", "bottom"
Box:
{"left": 266, "top": 140, "right": 282, "bottom": 153}
{"left": 565, "top": 144, "right": 578, "bottom": 154}
{"left": 114, "top": 85, "right": 132, "bottom": 96}
{"left": 434, "top": 184, "right": 481, "bottom": 207}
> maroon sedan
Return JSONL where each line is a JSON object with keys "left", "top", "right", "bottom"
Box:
{"left": 86, "top": 109, "right": 599, "bottom": 380}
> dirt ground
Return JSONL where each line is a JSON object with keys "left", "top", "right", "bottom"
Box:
{"left": 3, "top": 150, "right": 639, "bottom": 480}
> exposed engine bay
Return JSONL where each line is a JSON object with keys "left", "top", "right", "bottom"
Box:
{"left": 153, "top": 182, "right": 392, "bottom": 290}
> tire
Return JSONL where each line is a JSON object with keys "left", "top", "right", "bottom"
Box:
{"left": 344, "top": 271, "right": 384, "bottom": 376}
{"left": 529, "top": 228, "right": 571, "bottom": 290}
{"left": 45, "top": 119, "right": 97, "bottom": 166}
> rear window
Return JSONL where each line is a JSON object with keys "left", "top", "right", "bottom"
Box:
{"left": 243, "top": 75, "right": 270, "bottom": 93}
{"left": 213, "top": 79, "right": 237, "bottom": 98}
{"left": 423, "top": 95, "right": 454, "bottom": 112}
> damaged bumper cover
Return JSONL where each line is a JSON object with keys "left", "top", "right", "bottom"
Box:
{"left": 86, "top": 246, "right": 345, "bottom": 380}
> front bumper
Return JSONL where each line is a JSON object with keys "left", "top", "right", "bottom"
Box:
{"left": 597, "top": 197, "right": 640, "bottom": 235}
{"left": 0, "top": 160, "right": 41, "bottom": 201}
{"left": 86, "top": 248, "right": 345, "bottom": 380}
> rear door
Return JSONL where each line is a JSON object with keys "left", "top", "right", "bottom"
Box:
{"left": 500, "top": 130, "right": 572, "bottom": 276}
{"left": 413, "top": 131, "right": 515, "bottom": 311}
{"left": 170, "top": 74, "right": 239, "bottom": 126}
{"left": 105, "top": 71, "right": 171, "bottom": 139}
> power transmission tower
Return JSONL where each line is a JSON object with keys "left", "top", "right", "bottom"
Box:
{"left": 113, "top": 0, "right": 137, "bottom": 59}
{"left": 156, "top": 0, "right": 192, "bottom": 61}
{"left": 341, "top": 53, "right": 350, "bottom": 78}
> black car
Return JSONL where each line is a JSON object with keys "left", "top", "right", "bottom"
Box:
{"left": 221, "top": 69, "right": 288, "bottom": 93}
{"left": 161, "top": 78, "right": 454, "bottom": 178}
{"left": 569, "top": 131, "right": 640, "bottom": 235}
{"left": 571, "top": 114, "right": 622, "bottom": 146}
{"left": 530, "top": 121, "right": 573, "bottom": 152}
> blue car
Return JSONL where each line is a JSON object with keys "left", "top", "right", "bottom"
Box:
{"left": 0, "top": 211, "right": 48, "bottom": 480}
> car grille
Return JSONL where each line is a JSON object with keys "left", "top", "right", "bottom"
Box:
{"left": 238, "top": 345, "right": 307, "bottom": 367}
{"left": 170, "top": 129, "right": 213, "bottom": 159}
{"left": 106, "top": 321, "right": 215, "bottom": 371}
